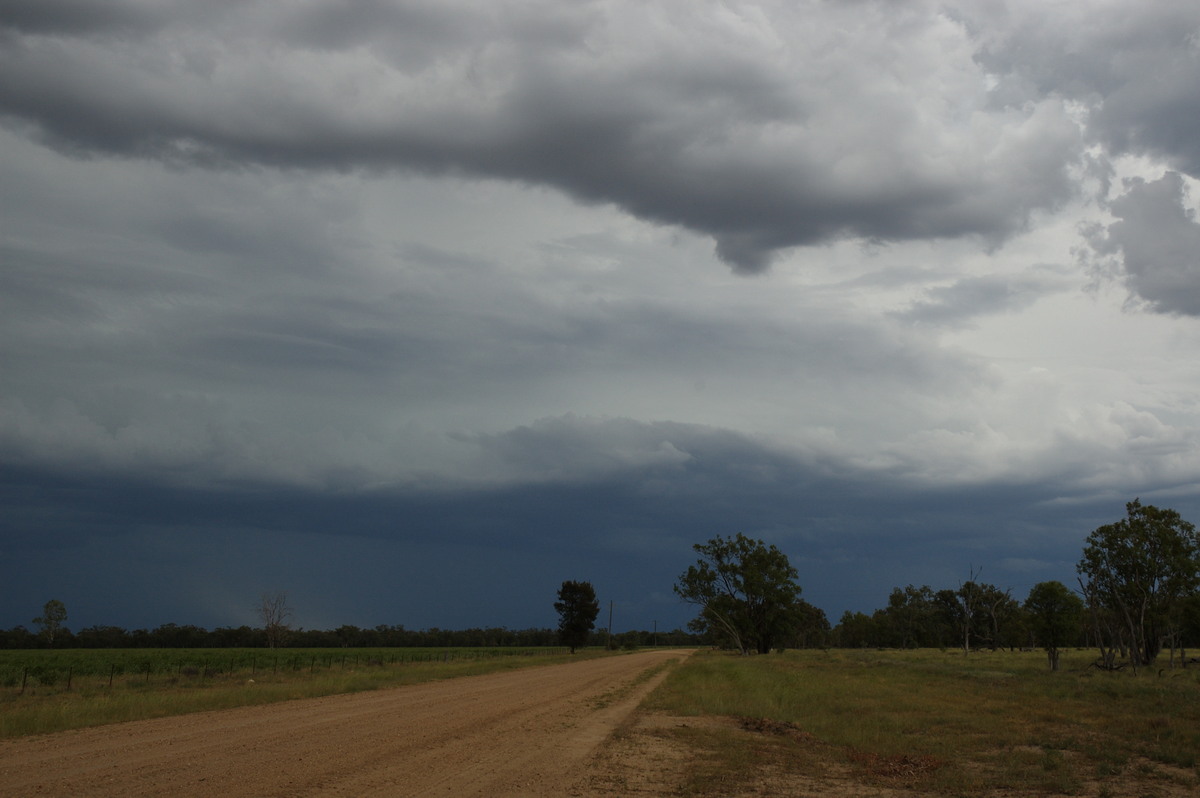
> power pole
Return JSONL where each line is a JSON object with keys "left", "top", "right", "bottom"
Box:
{"left": 607, "top": 601, "right": 613, "bottom": 650}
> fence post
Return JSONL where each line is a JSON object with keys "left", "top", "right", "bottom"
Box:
{"left": 109, "top": 663, "right": 116, "bottom": 689}
{"left": 21, "top": 667, "right": 27, "bottom": 694}
{"left": 67, "top": 666, "right": 73, "bottom": 692}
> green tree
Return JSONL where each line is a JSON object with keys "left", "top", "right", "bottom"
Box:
{"left": 975, "top": 582, "right": 1019, "bottom": 651}
{"left": 882, "top": 585, "right": 931, "bottom": 648}
{"left": 935, "top": 581, "right": 979, "bottom": 655}
{"left": 555, "top": 580, "right": 600, "bottom": 653}
{"left": 33, "top": 599, "right": 68, "bottom": 647}
{"left": 1025, "top": 581, "right": 1084, "bottom": 671}
{"left": 788, "top": 599, "right": 831, "bottom": 649}
{"left": 1077, "top": 499, "right": 1200, "bottom": 670}
{"left": 674, "top": 533, "right": 803, "bottom": 654}
{"left": 835, "top": 610, "right": 877, "bottom": 648}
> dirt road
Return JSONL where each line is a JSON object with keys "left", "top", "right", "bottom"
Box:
{"left": 0, "top": 649, "right": 690, "bottom": 797}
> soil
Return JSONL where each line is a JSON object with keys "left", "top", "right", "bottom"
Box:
{"left": 0, "top": 649, "right": 690, "bottom": 797}
{"left": 4, "top": 648, "right": 1195, "bottom": 797}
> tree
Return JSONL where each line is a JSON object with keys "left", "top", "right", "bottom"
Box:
{"left": 258, "top": 591, "right": 293, "bottom": 649}
{"left": 882, "top": 585, "right": 937, "bottom": 648}
{"left": 788, "top": 599, "right": 831, "bottom": 649}
{"left": 33, "top": 599, "right": 68, "bottom": 647}
{"left": 976, "top": 582, "right": 1019, "bottom": 651}
{"left": 1025, "top": 581, "right": 1084, "bottom": 671}
{"left": 674, "top": 533, "right": 804, "bottom": 655}
{"left": 948, "top": 567, "right": 986, "bottom": 655}
{"left": 1077, "top": 500, "right": 1200, "bottom": 670}
{"left": 554, "top": 580, "right": 600, "bottom": 653}
{"left": 835, "top": 610, "right": 877, "bottom": 648}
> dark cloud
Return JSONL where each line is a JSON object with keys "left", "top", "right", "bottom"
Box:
{"left": 895, "top": 272, "right": 1064, "bottom": 328}
{"left": 970, "top": 2, "right": 1200, "bottom": 177}
{"left": 1085, "top": 172, "right": 1200, "bottom": 316}
{"left": 0, "top": 0, "right": 166, "bottom": 36}
{"left": 0, "top": 426, "right": 1142, "bottom": 632}
{"left": 4, "top": 1, "right": 1200, "bottom": 637}
{"left": 0, "top": 0, "right": 1082, "bottom": 272}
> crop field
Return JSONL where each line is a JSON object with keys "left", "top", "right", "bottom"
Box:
{"left": 643, "top": 648, "right": 1200, "bottom": 796}
{"left": 0, "top": 646, "right": 572, "bottom": 738}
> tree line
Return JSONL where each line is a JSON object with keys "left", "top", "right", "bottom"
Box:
{"left": 830, "top": 501, "right": 1200, "bottom": 670}
{"left": 674, "top": 500, "right": 1200, "bottom": 671}
{"left": 12, "top": 499, "right": 1198, "bottom": 671}
{"left": 1, "top": 618, "right": 702, "bottom": 651}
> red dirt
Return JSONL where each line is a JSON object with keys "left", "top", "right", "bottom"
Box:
{"left": 0, "top": 649, "right": 690, "bottom": 797}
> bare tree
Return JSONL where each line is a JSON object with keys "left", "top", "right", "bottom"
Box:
{"left": 948, "top": 565, "right": 984, "bottom": 655}
{"left": 258, "top": 591, "right": 292, "bottom": 649}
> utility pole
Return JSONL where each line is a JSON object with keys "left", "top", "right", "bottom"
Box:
{"left": 607, "top": 601, "right": 613, "bottom": 650}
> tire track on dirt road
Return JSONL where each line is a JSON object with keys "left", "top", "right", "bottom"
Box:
{"left": 0, "top": 649, "right": 691, "bottom": 797}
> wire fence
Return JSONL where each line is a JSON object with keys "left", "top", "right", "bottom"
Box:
{"left": 2, "top": 646, "right": 573, "bottom": 694}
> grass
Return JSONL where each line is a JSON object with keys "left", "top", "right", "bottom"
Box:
{"left": 645, "top": 648, "right": 1200, "bottom": 796}
{"left": 0, "top": 646, "right": 599, "bottom": 738}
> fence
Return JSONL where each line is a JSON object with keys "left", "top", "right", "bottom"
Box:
{"left": 2, "top": 647, "right": 572, "bottom": 694}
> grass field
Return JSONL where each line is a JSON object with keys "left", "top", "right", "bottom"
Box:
{"left": 646, "top": 648, "right": 1200, "bottom": 796}
{"left": 0, "top": 646, "right": 574, "bottom": 738}
{"left": 8, "top": 646, "right": 1200, "bottom": 796}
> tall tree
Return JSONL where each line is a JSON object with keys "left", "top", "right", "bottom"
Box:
{"left": 976, "top": 582, "right": 1019, "bottom": 651}
{"left": 674, "top": 533, "right": 803, "bottom": 655}
{"left": 33, "top": 599, "right": 68, "bottom": 647}
{"left": 258, "top": 591, "right": 293, "bottom": 649}
{"left": 882, "top": 585, "right": 944, "bottom": 648}
{"left": 1025, "top": 581, "right": 1084, "bottom": 671}
{"left": 1077, "top": 499, "right": 1200, "bottom": 670}
{"left": 555, "top": 580, "right": 600, "bottom": 653}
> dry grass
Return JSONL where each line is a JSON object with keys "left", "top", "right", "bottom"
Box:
{"left": 643, "top": 648, "right": 1200, "bottom": 796}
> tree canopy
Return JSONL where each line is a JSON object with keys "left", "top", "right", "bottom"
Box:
{"left": 554, "top": 580, "right": 600, "bottom": 653}
{"left": 1077, "top": 499, "right": 1200, "bottom": 669}
{"left": 674, "top": 533, "right": 806, "bottom": 654}
{"left": 33, "top": 599, "right": 68, "bottom": 647}
{"left": 1025, "top": 580, "right": 1084, "bottom": 671}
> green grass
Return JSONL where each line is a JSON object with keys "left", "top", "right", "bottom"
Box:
{"left": 645, "top": 648, "right": 1200, "bottom": 796}
{"left": 0, "top": 646, "right": 588, "bottom": 738}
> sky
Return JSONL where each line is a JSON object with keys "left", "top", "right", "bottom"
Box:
{"left": 3, "top": 0, "right": 1200, "bottom": 636}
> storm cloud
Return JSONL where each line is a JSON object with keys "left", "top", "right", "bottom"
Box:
{"left": 3, "top": 1, "right": 1200, "bottom": 633}
{"left": 1, "top": 0, "right": 1084, "bottom": 272}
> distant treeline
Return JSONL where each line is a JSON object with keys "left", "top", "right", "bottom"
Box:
{"left": 0, "top": 623, "right": 703, "bottom": 650}
{"left": 827, "top": 582, "right": 1200, "bottom": 657}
